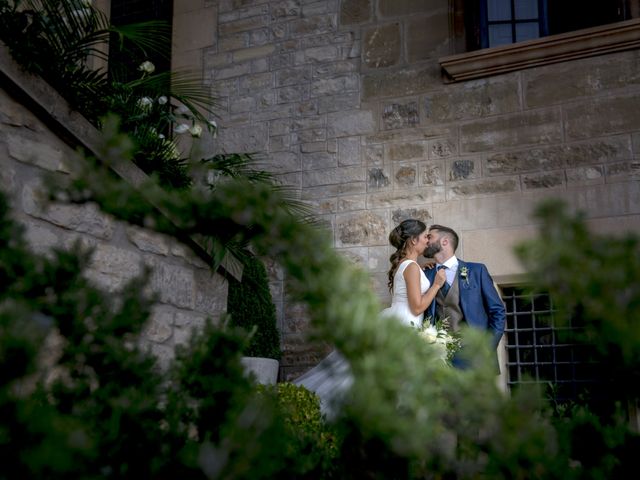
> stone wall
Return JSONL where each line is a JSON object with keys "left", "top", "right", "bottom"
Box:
{"left": 0, "top": 51, "right": 228, "bottom": 370}
{"left": 174, "top": 0, "right": 640, "bottom": 380}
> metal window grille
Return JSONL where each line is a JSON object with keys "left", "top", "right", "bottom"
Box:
{"left": 502, "top": 286, "right": 602, "bottom": 404}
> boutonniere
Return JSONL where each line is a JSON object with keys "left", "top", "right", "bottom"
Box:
{"left": 459, "top": 266, "right": 469, "bottom": 286}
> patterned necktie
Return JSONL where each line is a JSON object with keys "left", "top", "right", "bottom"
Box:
{"left": 437, "top": 265, "right": 450, "bottom": 296}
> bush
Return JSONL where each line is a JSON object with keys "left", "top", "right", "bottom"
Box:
{"left": 227, "top": 254, "right": 281, "bottom": 360}
{"left": 258, "top": 382, "right": 340, "bottom": 478}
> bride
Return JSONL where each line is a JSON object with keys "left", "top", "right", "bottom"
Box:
{"left": 294, "top": 219, "right": 446, "bottom": 417}
{"left": 381, "top": 219, "right": 446, "bottom": 328}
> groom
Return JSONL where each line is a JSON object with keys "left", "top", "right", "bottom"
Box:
{"left": 423, "top": 225, "right": 505, "bottom": 370}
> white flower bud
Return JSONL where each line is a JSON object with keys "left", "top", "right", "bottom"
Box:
{"left": 157, "top": 96, "right": 168, "bottom": 105}
{"left": 138, "top": 61, "right": 155, "bottom": 74}
{"left": 189, "top": 124, "right": 203, "bottom": 138}
{"left": 174, "top": 123, "right": 189, "bottom": 134}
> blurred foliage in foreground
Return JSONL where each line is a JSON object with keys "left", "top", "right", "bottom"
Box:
{"left": 1, "top": 124, "right": 640, "bottom": 477}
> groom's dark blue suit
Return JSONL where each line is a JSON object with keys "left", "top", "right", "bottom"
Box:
{"left": 424, "top": 260, "right": 505, "bottom": 351}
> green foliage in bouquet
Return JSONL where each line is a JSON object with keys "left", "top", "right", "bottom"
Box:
{"left": 227, "top": 254, "right": 281, "bottom": 360}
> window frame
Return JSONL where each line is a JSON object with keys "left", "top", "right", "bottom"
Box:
{"left": 439, "top": 17, "right": 640, "bottom": 82}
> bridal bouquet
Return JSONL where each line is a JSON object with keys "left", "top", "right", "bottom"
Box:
{"left": 418, "top": 318, "right": 461, "bottom": 364}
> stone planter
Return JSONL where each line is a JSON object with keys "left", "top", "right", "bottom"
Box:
{"left": 241, "top": 356, "right": 279, "bottom": 385}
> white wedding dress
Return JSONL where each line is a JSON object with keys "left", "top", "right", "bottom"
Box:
{"left": 294, "top": 259, "right": 431, "bottom": 418}
{"left": 380, "top": 259, "right": 430, "bottom": 329}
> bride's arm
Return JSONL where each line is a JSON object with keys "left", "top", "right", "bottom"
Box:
{"left": 404, "top": 264, "right": 446, "bottom": 315}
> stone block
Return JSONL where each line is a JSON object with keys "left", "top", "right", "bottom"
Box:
{"left": 148, "top": 259, "right": 195, "bottom": 310}
{"left": 365, "top": 125, "right": 455, "bottom": 145}
{"left": 485, "top": 136, "right": 631, "bottom": 175}
{"left": 382, "top": 101, "right": 419, "bottom": 130}
{"left": 217, "top": 122, "right": 268, "bottom": 152}
{"left": 174, "top": 312, "right": 208, "bottom": 346}
{"left": 338, "top": 137, "right": 361, "bottom": 166}
{"left": 304, "top": 45, "right": 339, "bottom": 62}
{"left": 144, "top": 306, "right": 174, "bottom": 344}
{"left": 524, "top": 51, "right": 640, "bottom": 108}
{"left": 327, "top": 109, "right": 376, "bottom": 137}
{"left": 462, "top": 226, "right": 537, "bottom": 278}
{"left": 291, "top": 128, "right": 327, "bottom": 145}
{"left": 173, "top": 7, "right": 217, "bottom": 52}
{"left": 606, "top": 161, "right": 640, "bottom": 181}
{"left": 338, "top": 194, "right": 366, "bottom": 212}
{"left": 460, "top": 109, "right": 562, "bottom": 153}
{"left": 7, "top": 133, "right": 70, "bottom": 172}
{"left": 363, "top": 23, "right": 401, "bottom": 68}
{"left": 318, "top": 92, "right": 360, "bottom": 113}
{"left": 391, "top": 207, "right": 432, "bottom": 225}
{"left": 337, "top": 246, "right": 368, "bottom": 267}
{"left": 420, "top": 160, "right": 445, "bottom": 186}
{"left": 265, "top": 151, "right": 300, "bottom": 173}
{"left": 126, "top": 226, "right": 170, "bottom": 256}
{"left": 22, "top": 182, "right": 114, "bottom": 240}
{"left": 423, "top": 75, "right": 520, "bottom": 123}
{"left": 238, "top": 72, "right": 273, "bottom": 93}
{"left": 275, "top": 66, "right": 311, "bottom": 86}
{"left": 300, "top": 141, "right": 327, "bottom": 153}
{"left": 379, "top": 0, "right": 442, "bottom": 17}
{"left": 522, "top": 171, "right": 566, "bottom": 191}
{"left": 429, "top": 138, "right": 457, "bottom": 159}
{"left": 386, "top": 142, "right": 426, "bottom": 162}
{"left": 368, "top": 245, "right": 392, "bottom": 272}
{"left": 367, "top": 188, "right": 445, "bottom": 208}
{"left": 219, "top": 32, "right": 249, "bottom": 52}
{"left": 394, "top": 164, "right": 417, "bottom": 187}
{"left": 448, "top": 158, "right": 479, "bottom": 181}
{"left": 23, "top": 222, "right": 61, "bottom": 253}
{"left": 219, "top": 2, "right": 270, "bottom": 21}
{"left": 565, "top": 94, "right": 640, "bottom": 140}
{"left": 194, "top": 269, "right": 227, "bottom": 315}
{"left": 270, "top": 53, "right": 295, "bottom": 70}
{"left": 310, "top": 74, "right": 359, "bottom": 97}
{"left": 290, "top": 14, "right": 337, "bottom": 37}
{"left": 307, "top": 196, "right": 337, "bottom": 214}
{"left": 85, "top": 244, "right": 143, "bottom": 292}
{"left": 277, "top": 84, "right": 306, "bottom": 103}
{"left": 406, "top": 10, "right": 449, "bottom": 62}
{"left": 214, "top": 62, "right": 252, "bottom": 80}
{"left": 302, "top": 166, "right": 365, "bottom": 187}
{"left": 271, "top": 0, "right": 302, "bottom": 20}
{"left": 340, "top": 0, "right": 371, "bottom": 25}
{"left": 368, "top": 167, "right": 391, "bottom": 190}
{"left": 249, "top": 27, "right": 271, "bottom": 46}
{"left": 363, "top": 65, "right": 441, "bottom": 100}
{"left": 335, "top": 210, "right": 387, "bottom": 246}
{"left": 233, "top": 44, "right": 276, "bottom": 62}
{"left": 566, "top": 166, "right": 604, "bottom": 187}
{"left": 447, "top": 177, "right": 520, "bottom": 200}
{"left": 364, "top": 144, "right": 384, "bottom": 166}
{"left": 301, "top": 152, "right": 336, "bottom": 170}
{"left": 219, "top": 15, "right": 270, "bottom": 36}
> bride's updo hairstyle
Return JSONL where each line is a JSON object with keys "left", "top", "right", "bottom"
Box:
{"left": 387, "top": 219, "right": 426, "bottom": 292}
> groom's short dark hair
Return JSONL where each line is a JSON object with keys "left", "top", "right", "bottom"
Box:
{"left": 429, "top": 225, "right": 459, "bottom": 251}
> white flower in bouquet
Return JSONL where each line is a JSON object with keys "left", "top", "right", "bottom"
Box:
{"left": 189, "top": 124, "right": 203, "bottom": 138}
{"left": 418, "top": 318, "right": 461, "bottom": 364}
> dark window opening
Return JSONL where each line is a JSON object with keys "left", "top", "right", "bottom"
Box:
{"left": 502, "top": 287, "right": 606, "bottom": 410}
{"left": 465, "top": 0, "right": 632, "bottom": 51}
{"left": 109, "top": 0, "right": 173, "bottom": 82}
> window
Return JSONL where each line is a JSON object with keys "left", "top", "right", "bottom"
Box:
{"left": 109, "top": 0, "right": 173, "bottom": 81}
{"left": 502, "top": 287, "right": 605, "bottom": 408}
{"left": 466, "top": 0, "right": 632, "bottom": 51}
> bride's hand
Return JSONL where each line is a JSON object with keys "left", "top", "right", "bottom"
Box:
{"left": 434, "top": 268, "right": 447, "bottom": 288}
{"left": 420, "top": 258, "right": 437, "bottom": 269}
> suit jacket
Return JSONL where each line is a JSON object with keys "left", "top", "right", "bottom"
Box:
{"left": 424, "top": 260, "right": 505, "bottom": 349}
